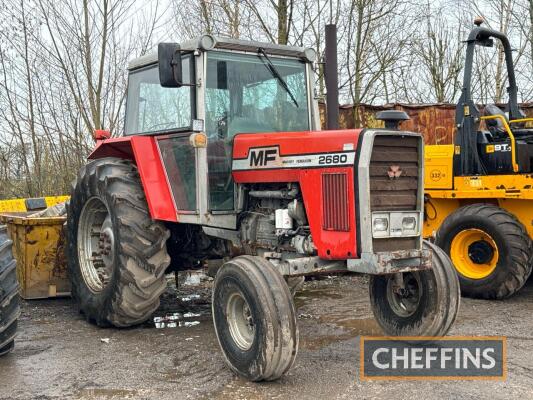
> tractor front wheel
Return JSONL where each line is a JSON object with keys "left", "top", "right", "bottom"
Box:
{"left": 212, "top": 256, "right": 298, "bottom": 381}
{"left": 67, "top": 158, "right": 170, "bottom": 327}
{"left": 369, "top": 240, "right": 460, "bottom": 337}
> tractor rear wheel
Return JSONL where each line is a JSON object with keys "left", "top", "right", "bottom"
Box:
{"left": 369, "top": 241, "right": 460, "bottom": 337}
{"left": 212, "top": 256, "right": 298, "bottom": 381}
{"left": 67, "top": 158, "right": 170, "bottom": 327}
{"left": 0, "top": 225, "right": 19, "bottom": 356}
{"left": 436, "top": 204, "right": 532, "bottom": 299}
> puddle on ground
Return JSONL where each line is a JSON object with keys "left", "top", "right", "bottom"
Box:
{"left": 153, "top": 312, "right": 204, "bottom": 329}
{"left": 156, "top": 271, "right": 212, "bottom": 321}
{"left": 177, "top": 270, "right": 212, "bottom": 287}
{"left": 295, "top": 287, "right": 344, "bottom": 302}
{"left": 180, "top": 294, "right": 201, "bottom": 302}
{"left": 300, "top": 317, "right": 382, "bottom": 351}
{"left": 184, "top": 312, "right": 202, "bottom": 318}
{"left": 295, "top": 281, "right": 382, "bottom": 350}
{"left": 294, "top": 284, "right": 369, "bottom": 310}
{"left": 182, "top": 271, "right": 202, "bottom": 286}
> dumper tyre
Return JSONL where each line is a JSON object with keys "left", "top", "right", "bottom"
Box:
{"left": 0, "top": 225, "right": 19, "bottom": 356}
{"left": 436, "top": 204, "right": 532, "bottom": 299}
{"left": 67, "top": 158, "right": 170, "bottom": 327}
{"left": 369, "top": 240, "right": 460, "bottom": 337}
{"left": 212, "top": 256, "right": 298, "bottom": 381}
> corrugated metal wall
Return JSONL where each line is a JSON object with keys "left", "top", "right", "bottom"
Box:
{"left": 320, "top": 103, "right": 533, "bottom": 145}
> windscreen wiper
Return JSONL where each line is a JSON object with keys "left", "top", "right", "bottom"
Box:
{"left": 257, "top": 48, "right": 299, "bottom": 108}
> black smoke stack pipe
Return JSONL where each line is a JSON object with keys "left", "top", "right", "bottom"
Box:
{"left": 325, "top": 24, "right": 339, "bottom": 130}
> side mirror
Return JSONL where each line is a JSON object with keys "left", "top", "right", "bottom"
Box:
{"left": 158, "top": 43, "right": 183, "bottom": 87}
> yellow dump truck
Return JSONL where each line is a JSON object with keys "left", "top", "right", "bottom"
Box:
{"left": 420, "top": 20, "right": 533, "bottom": 300}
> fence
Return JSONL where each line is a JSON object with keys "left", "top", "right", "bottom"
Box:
{"left": 321, "top": 103, "right": 533, "bottom": 145}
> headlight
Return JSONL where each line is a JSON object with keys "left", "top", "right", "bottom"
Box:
{"left": 372, "top": 212, "right": 419, "bottom": 238}
{"left": 402, "top": 216, "right": 416, "bottom": 230}
{"left": 373, "top": 218, "right": 388, "bottom": 232}
{"left": 372, "top": 214, "right": 390, "bottom": 237}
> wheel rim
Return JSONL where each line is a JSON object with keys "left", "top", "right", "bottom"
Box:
{"left": 450, "top": 228, "right": 499, "bottom": 279}
{"left": 77, "top": 197, "right": 115, "bottom": 293}
{"left": 386, "top": 273, "right": 422, "bottom": 317}
{"left": 226, "top": 291, "right": 255, "bottom": 351}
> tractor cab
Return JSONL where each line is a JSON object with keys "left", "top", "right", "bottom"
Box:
{"left": 454, "top": 19, "right": 533, "bottom": 175}
{"left": 122, "top": 36, "right": 319, "bottom": 226}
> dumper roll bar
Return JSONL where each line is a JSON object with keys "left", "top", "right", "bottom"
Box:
{"left": 455, "top": 24, "right": 521, "bottom": 175}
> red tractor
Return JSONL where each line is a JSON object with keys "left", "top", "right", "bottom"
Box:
{"left": 67, "top": 35, "right": 460, "bottom": 381}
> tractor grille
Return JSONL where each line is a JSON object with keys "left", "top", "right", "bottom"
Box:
{"left": 369, "top": 135, "right": 419, "bottom": 211}
{"left": 370, "top": 135, "right": 421, "bottom": 252}
{"left": 322, "top": 172, "right": 350, "bottom": 231}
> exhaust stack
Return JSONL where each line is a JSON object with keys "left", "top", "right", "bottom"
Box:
{"left": 324, "top": 24, "right": 339, "bottom": 130}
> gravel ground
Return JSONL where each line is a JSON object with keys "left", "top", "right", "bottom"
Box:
{"left": 1, "top": 272, "right": 533, "bottom": 400}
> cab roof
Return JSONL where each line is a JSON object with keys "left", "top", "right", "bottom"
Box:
{"left": 127, "top": 35, "right": 316, "bottom": 70}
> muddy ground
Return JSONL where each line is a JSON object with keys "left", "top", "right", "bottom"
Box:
{"left": 1, "top": 272, "right": 533, "bottom": 400}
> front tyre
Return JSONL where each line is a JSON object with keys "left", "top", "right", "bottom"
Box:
{"left": 67, "top": 158, "right": 170, "bottom": 327}
{"left": 369, "top": 241, "right": 460, "bottom": 337}
{"left": 212, "top": 256, "right": 298, "bottom": 381}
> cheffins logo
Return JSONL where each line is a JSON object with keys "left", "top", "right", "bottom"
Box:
{"left": 360, "top": 336, "right": 506, "bottom": 380}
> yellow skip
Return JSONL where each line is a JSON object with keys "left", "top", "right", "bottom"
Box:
{"left": 0, "top": 195, "right": 69, "bottom": 213}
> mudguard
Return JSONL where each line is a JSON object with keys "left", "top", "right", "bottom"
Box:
{"left": 89, "top": 136, "right": 178, "bottom": 222}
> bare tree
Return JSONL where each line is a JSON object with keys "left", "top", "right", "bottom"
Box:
{"left": 3, "top": 0, "right": 533, "bottom": 199}
{"left": 410, "top": 3, "right": 464, "bottom": 103}
{"left": 242, "top": 0, "right": 295, "bottom": 44}
{"left": 172, "top": 0, "right": 250, "bottom": 39}
{"left": 341, "top": 0, "right": 411, "bottom": 126}
{"left": 0, "top": 0, "right": 163, "bottom": 197}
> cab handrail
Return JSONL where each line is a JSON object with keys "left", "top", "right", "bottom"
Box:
{"left": 509, "top": 117, "right": 533, "bottom": 125}
{"left": 480, "top": 114, "right": 518, "bottom": 172}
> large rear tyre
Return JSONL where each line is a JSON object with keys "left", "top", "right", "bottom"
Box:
{"left": 436, "top": 204, "right": 532, "bottom": 299}
{"left": 212, "top": 256, "right": 298, "bottom": 381}
{"left": 0, "top": 225, "right": 19, "bottom": 356}
{"left": 67, "top": 158, "right": 170, "bottom": 327}
{"left": 369, "top": 240, "right": 460, "bottom": 337}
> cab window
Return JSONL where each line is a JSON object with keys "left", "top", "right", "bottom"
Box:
{"left": 124, "top": 55, "right": 194, "bottom": 135}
